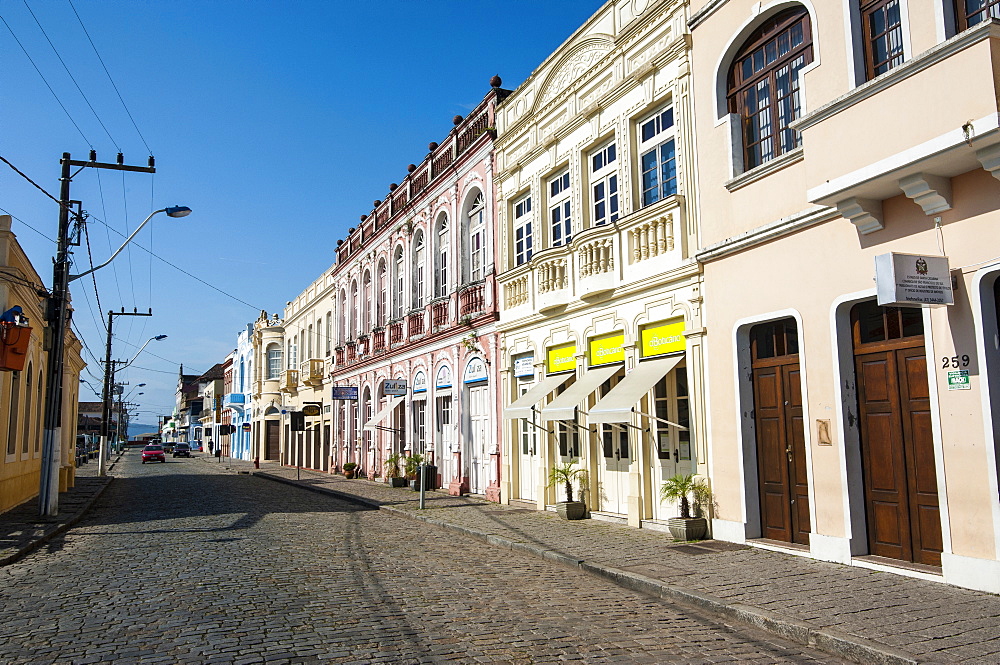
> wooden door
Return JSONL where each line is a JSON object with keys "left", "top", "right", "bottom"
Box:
{"left": 751, "top": 319, "right": 810, "bottom": 545}
{"left": 265, "top": 420, "right": 279, "bottom": 460}
{"left": 853, "top": 302, "right": 941, "bottom": 566}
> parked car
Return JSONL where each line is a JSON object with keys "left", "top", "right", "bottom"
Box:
{"left": 160, "top": 442, "right": 174, "bottom": 454}
{"left": 172, "top": 443, "right": 192, "bottom": 458}
{"left": 189, "top": 441, "right": 203, "bottom": 452}
{"left": 141, "top": 445, "right": 166, "bottom": 464}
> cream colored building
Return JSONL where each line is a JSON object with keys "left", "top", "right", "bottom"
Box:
{"left": 0, "top": 214, "right": 84, "bottom": 513}
{"left": 690, "top": 0, "right": 1000, "bottom": 591}
{"left": 496, "top": 0, "right": 705, "bottom": 527}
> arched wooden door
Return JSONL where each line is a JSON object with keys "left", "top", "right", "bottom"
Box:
{"left": 852, "top": 301, "right": 941, "bottom": 566}
{"left": 751, "top": 318, "right": 810, "bottom": 544}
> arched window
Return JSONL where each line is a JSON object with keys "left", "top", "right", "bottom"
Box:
{"left": 435, "top": 214, "right": 449, "bottom": 298}
{"left": 35, "top": 368, "right": 42, "bottom": 453}
{"left": 393, "top": 247, "right": 405, "bottom": 319}
{"left": 239, "top": 359, "right": 245, "bottom": 393}
{"left": 727, "top": 7, "right": 813, "bottom": 171}
{"left": 7, "top": 371, "right": 20, "bottom": 455}
{"left": 465, "top": 191, "right": 486, "bottom": 284}
{"left": 350, "top": 280, "right": 359, "bottom": 339}
{"left": 413, "top": 231, "right": 426, "bottom": 309}
{"left": 22, "top": 364, "right": 32, "bottom": 454}
{"left": 339, "top": 288, "right": 348, "bottom": 344}
{"left": 267, "top": 343, "right": 282, "bottom": 379}
{"left": 307, "top": 324, "right": 314, "bottom": 360}
{"left": 363, "top": 270, "right": 372, "bottom": 332}
{"left": 377, "top": 259, "right": 387, "bottom": 326}
{"left": 325, "top": 311, "right": 332, "bottom": 355}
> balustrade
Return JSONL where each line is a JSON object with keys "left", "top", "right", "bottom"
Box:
{"left": 389, "top": 322, "right": 404, "bottom": 345}
{"left": 407, "top": 311, "right": 424, "bottom": 337}
{"left": 538, "top": 259, "right": 568, "bottom": 293}
{"left": 432, "top": 300, "right": 449, "bottom": 328}
{"left": 578, "top": 238, "right": 614, "bottom": 277}
{"left": 459, "top": 283, "right": 485, "bottom": 316}
{"left": 629, "top": 215, "right": 674, "bottom": 263}
{"left": 372, "top": 329, "right": 386, "bottom": 353}
{"left": 505, "top": 275, "right": 529, "bottom": 308}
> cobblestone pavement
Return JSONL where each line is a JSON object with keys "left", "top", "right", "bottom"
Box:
{"left": 223, "top": 459, "right": 1000, "bottom": 665}
{"left": 0, "top": 452, "right": 843, "bottom": 664}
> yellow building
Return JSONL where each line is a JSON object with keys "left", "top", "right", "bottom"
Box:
{"left": 0, "top": 214, "right": 84, "bottom": 514}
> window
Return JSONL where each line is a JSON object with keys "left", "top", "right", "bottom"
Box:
{"left": 467, "top": 192, "right": 486, "bottom": 283}
{"left": 639, "top": 108, "right": 677, "bottom": 206}
{"left": 548, "top": 170, "right": 572, "bottom": 247}
{"left": 956, "top": 0, "right": 1000, "bottom": 30}
{"left": 654, "top": 367, "right": 690, "bottom": 461}
{"left": 307, "top": 324, "right": 314, "bottom": 360}
{"left": 325, "top": 311, "right": 332, "bottom": 355}
{"left": 514, "top": 194, "right": 533, "bottom": 266}
{"left": 377, "top": 260, "right": 387, "bottom": 325}
{"left": 413, "top": 400, "right": 426, "bottom": 449}
{"left": 860, "top": 0, "right": 904, "bottom": 79}
{"left": 727, "top": 8, "right": 814, "bottom": 171}
{"left": 350, "top": 281, "right": 359, "bottom": 339}
{"left": 7, "top": 371, "right": 19, "bottom": 455}
{"left": 413, "top": 231, "right": 426, "bottom": 308}
{"left": 363, "top": 271, "right": 372, "bottom": 332}
{"left": 394, "top": 247, "right": 405, "bottom": 318}
{"left": 339, "top": 289, "right": 348, "bottom": 343}
{"left": 35, "top": 369, "right": 42, "bottom": 453}
{"left": 435, "top": 216, "right": 449, "bottom": 298}
{"left": 591, "top": 142, "right": 619, "bottom": 226}
{"left": 267, "top": 345, "right": 282, "bottom": 379}
{"left": 22, "top": 367, "right": 31, "bottom": 454}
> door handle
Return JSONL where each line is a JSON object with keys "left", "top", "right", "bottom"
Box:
{"left": 673, "top": 448, "right": 679, "bottom": 462}
{"left": 786, "top": 445, "right": 793, "bottom": 462}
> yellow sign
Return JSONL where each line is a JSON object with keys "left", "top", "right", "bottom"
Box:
{"left": 641, "top": 319, "right": 685, "bottom": 357}
{"left": 546, "top": 342, "right": 577, "bottom": 374}
{"left": 589, "top": 332, "right": 625, "bottom": 366}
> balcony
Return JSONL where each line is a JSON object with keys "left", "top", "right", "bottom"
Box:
{"left": 371, "top": 329, "right": 386, "bottom": 353}
{"left": 222, "top": 393, "right": 246, "bottom": 411}
{"left": 432, "top": 299, "right": 449, "bottom": 329}
{"left": 346, "top": 342, "right": 357, "bottom": 363}
{"left": 459, "top": 282, "right": 486, "bottom": 317}
{"left": 407, "top": 311, "right": 424, "bottom": 338}
{"left": 389, "top": 321, "right": 404, "bottom": 346}
{"left": 335, "top": 347, "right": 345, "bottom": 365}
{"left": 536, "top": 257, "right": 569, "bottom": 312}
{"left": 356, "top": 335, "right": 370, "bottom": 357}
{"left": 300, "top": 359, "right": 325, "bottom": 386}
{"left": 279, "top": 369, "right": 299, "bottom": 393}
{"left": 795, "top": 22, "right": 1000, "bottom": 232}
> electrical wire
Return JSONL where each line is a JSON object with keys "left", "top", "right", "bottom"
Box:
{"left": 0, "top": 13, "right": 91, "bottom": 146}
{"left": 67, "top": 0, "right": 152, "bottom": 155}
{"left": 22, "top": 0, "right": 120, "bottom": 151}
{"left": 0, "top": 206, "right": 55, "bottom": 243}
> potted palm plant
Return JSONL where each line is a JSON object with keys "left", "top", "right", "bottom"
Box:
{"left": 660, "top": 474, "right": 712, "bottom": 541}
{"left": 547, "top": 459, "right": 588, "bottom": 520}
{"left": 342, "top": 462, "right": 358, "bottom": 479}
{"left": 405, "top": 453, "right": 425, "bottom": 491}
{"left": 385, "top": 453, "right": 407, "bottom": 487}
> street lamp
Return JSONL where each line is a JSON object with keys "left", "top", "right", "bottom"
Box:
{"left": 39, "top": 183, "right": 191, "bottom": 515}
{"left": 98, "top": 335, "right": 167, "bottom": 477}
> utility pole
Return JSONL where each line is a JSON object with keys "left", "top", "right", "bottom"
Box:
{"left": 40, "top": 152, "right": 155, "bottom": 516}
{"left": 98, "top": 308, "right": 152, "bottom": 477}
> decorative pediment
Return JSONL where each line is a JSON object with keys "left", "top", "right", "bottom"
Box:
{"left": 536, "top": 38, "right": 614, "bottom": 109}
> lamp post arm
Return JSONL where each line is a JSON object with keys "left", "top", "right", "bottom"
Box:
{"left": 69, "top": 209, "right": 164, "bottom": 282}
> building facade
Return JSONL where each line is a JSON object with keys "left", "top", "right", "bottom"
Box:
{"left": 0, "top": 214, "right": 84, "bottom": 514}
{"left": 270, "top": 86, "right": 505, "bottom": 498}
{"left": 690, "top": 0, "right": 1000, "bottom": 591}
{"left": 495, "top": 0, "right": 704, "bottom": 527}
{"left": 225, "top": 324, "right": 254, "bottom": 461}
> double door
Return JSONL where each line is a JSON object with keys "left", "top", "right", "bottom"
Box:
{"left": 467, "top": 385, "right": 490, "bottom": 495}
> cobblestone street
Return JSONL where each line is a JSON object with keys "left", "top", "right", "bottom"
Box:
{"left": 0, "top": 453, "right": 844, "bottom": 664}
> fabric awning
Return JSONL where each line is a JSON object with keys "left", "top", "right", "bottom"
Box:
{"left": 503, "top": 372, "right": 575, "bottom": 419}
{"left": 588, "top": 355, "right": 684, "bottom": 424}
{"left": 363, "top": 395, "right": 405, "bottom": 432}
{"left": 540, "top": 364, "right": 622, "bottom": 422}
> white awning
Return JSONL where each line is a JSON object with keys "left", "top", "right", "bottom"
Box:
{"left": 503, "top": 372, "right": 575, "bottom": 419}
{"left": 363, "top": 395, "right": 405, "bottom": 432}
{"left": 540, "top": 364, "right": 622, "bottom": 422}
{"left": 588, "top": 355, "right": 684, "bottom": 424}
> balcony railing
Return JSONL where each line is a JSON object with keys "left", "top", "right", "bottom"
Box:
{"left": 432, "top": 300, "right": 449, "bottom": 329}
{"left": 578, "top": 237, "right": 614, "bottom": 278}
{"left": 357, "top": 336, "right": 369, "bottom": 357}
{"left": 505, "top": 275, "right": 529, "bottom": 308}
{"left": 300, "top": 359, "right": 325, "bottom": 386}
{"left": 538, "top": 258, "right": 568, "bottom": 293}
{"left": 407, "top": 311, "right": 424, "bottom": 337}
{"left": 372, "top": 329, "right": 386, "bottom": 353}
{"left": 389, "top": 321, "right": 404, "bottom": 346}
{"left": 335, "top": 347, "right": 345, "bottom": 365}
{"left": 222, "top": 393, "right": 246, "bottom": 410}
{"left": 459, "top": 283, "right": 485, "bottom": 317}
{"left": 346, "top": 342, "right": 357, "bottom": 363}
{"left": 628, "top": 215, "right": 674, "bottom": 263}
{"left": 279, "top": 369, "right": 299, "bottom": 392}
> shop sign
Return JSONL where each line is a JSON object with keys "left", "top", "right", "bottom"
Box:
{"left": 435, "top": 365, "right": 452, "bottom": 388}
{"left": 241, "top": 423, "right": 251, "bottom": 432}
{"left": 947, "top": 370, "right": 971, "bottom": 390}
{"left": 589, "top": 332, "right": 625, "bottom": 366}
{"left": 640, "top": 319, "right": 686, "bottom": 357}
{"left": 875, "top": 252, "right": 954, "bottom": 306}
{"left": 547, "top": 342, "right": 577, "bottom": 374}
{"left": 332, "top": 386, "right": 359, "bottom": 400}
{"left": 301, "top": 404, "right": 321, "bottom": 417}
{"left": 513, "top": 353, "right": 534, "bottom": 378}
{"left": 413, "top": 371, "right": 427, "bottom": 393}
{"left": 383, "top": 379, "right": 407, "bottom": 396}
{"left": 463, "top": 357, "right": 489, "bottom": 384}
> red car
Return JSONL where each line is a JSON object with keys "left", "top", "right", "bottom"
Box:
{"left": 141, "top": 445, "right": 166, "bottom": 464}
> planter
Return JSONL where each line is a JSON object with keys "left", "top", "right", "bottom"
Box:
{"left": 556, "top": 501, "right": 587, "bottom": 520}
{"left": 409, "top": 465, "right": 438, "bottom": 491}
{"left": 344, "top": 470, "right": 356, "bottom": 479}
{"left": 389, "top": 477, "right": 407, "bottom": 488}
{"left": 667, "top": 517, "right": 707, "bottom": 541}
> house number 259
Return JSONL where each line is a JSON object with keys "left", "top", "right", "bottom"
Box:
{"left": 942, "top": 355, "right": 970, "bottom": 369}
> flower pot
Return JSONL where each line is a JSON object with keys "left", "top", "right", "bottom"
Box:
{"left": 556, "top": 501, "right": 587, "bottom": 520}
{"left": 667, "top": 517, "right": 707, "bottom": 541}
{"left": 389, "top": 477, "right": 407, "bottom": 488}
{"left": 344, "top": 470, "right": 356, "bottom": 479}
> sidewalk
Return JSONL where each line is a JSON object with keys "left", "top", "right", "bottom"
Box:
{"left": 211, "top": 457, "right": 999, "bottom": 665}
{"left": 0, "top": 452, "right": 117, "bottom": 567}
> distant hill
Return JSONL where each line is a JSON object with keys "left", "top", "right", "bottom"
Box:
{"left": 128, "top": 423, "right": 159, "bottom": 438}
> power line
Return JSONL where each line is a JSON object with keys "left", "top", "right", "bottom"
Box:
{"left": 0, "top": 13, "right": 91, "bottom": 146}
{"left": 0, "top": 154, "right": 62, "bottom": 207}
{"left": 22, "top": 0, "right": 120, "bottom": 151}
{"left": 67, "top": 0, "right": 152, "bottom": 154}
{"left": 0, "top": 207, "right": 55, "bottom": 243}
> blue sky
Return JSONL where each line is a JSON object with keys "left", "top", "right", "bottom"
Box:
{"left": 0, "top": 0, "right": 601, "bottom": 426}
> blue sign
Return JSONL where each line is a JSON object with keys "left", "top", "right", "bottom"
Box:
{"left": 332, "top": 386, "right": 359, "bottom": 400}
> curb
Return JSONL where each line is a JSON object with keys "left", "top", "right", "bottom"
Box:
{"left": 251, "top": 470, "right": 921, "bottom": 665}
{"left": 0, "top": 476, "right": 114, "bottom": 568}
